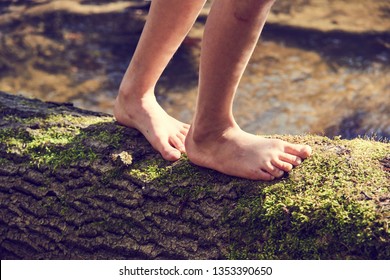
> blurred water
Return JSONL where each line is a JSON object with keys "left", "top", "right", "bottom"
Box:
{"left": 0, "top": 1, "right": 389, "bottom": 139}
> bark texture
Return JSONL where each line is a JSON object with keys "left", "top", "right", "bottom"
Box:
{"left": 0, "top": 91, "right": 389, "bottom": 260}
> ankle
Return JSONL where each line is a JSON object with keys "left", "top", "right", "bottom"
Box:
{"left": 117, "top": 84, "right": 156, "bottom": 106}
{"left": 189, "top": 119, "right": 238, "bottom": 144}
{"left": 118, "top": 75, "right": 155, "bottom": 101}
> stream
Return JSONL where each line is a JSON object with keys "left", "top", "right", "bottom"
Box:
{"left": 1, "top": 0, "right": 389, "bottom": 139}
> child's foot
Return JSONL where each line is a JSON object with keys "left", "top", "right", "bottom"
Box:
{"left": 114, "top": 92, "right": 190, "bottom": 161}
{"left": 185, "top": 124, "right": 312, "bottom": 180}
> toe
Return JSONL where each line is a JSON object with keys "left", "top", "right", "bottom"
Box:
{"left": 255, "top": 169, "right": 275, "bottom": 181}
{"left": 182, "top": 123, "right": 191, "bottom": 130}
{"left": 180, "top": 126, "right": 190, "bottom": 136}
{"left": 272, "top": 159, "right": 293, "bottom": 172}
{"left": 264, "top": 162, "right": 285, "bottom": 178}
{"left": 170, "top": 135, "right": 186, "bottom": 153}
{"left": 161, "top": 146, "right": 181, "bottom": 161}
{"left": 302, "top": 145, "right": 312, "bottom": 158}
{"left": 176, "top": 132, "right": 187, "bottom": 146}
{"left": 284, "top": 143, "right": 312, "bottom": 159}
{"left": 279, "top": 153, "right": 302, "bottom": 166}
{"left": 246, "top": 166, "right": 274, "bottom": 180}
{"left": 153, "top": 138, "right": 181, "bottom": 161}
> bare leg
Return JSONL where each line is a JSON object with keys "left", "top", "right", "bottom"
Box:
{"left": 185, "top": 0, "right": 312, "bottom": 180}
{"left": 114, "top": 0, "right": 206, "bottom": 161}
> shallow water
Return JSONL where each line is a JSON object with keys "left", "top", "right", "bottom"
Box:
{"left": 1, "top": 0, "right": 389, "bottom": 139}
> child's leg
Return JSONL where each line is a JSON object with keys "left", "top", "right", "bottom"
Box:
{"left": 185, "top": 0, "right": 312, "bottom": 180}
{"left": 114, "top": 0, "right": 206, "bottom": 161}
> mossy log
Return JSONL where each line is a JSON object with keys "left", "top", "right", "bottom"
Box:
{"left": 0, "top": 91, "right": 389, "bottom": 260}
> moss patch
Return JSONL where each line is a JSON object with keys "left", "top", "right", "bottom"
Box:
{"left": 0, "top": 113, "right": 116, "bottom": 168}
{"left": 228, "top": 136, "right": 389, "bottom": 259}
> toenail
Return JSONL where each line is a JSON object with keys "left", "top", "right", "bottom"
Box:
{"left": 296, "top": 158, "right": 302, "bottom": 164}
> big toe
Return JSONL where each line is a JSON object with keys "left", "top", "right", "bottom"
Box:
{"left": 170, "top": 135, "right": 186, "bottom": 154}
{"left": 301, "top": 145, "right": 312, "bottom": 158}
{"left": 151, "top": 137, "right": 182, "bottom": 161}
{"left": 285, "top": 143, "right": 312, "bottom": 159}
{"left": 160, "top": 146, "right": 182, "bottom": 161}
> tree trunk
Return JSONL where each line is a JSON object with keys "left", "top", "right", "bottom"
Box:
{"left": 0, "top": 91, "right": 389, "bottom": 259}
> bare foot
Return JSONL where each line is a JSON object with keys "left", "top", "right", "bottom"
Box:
{"left": 185, "top": 124, "right": 312, "bottom": 180}
{"left": 114, "top": 92, "right": 190, "bottom": 161}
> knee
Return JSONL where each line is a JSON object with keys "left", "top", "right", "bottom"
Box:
{"left": 233, "top": 0, "right": 276, "bottom": 22}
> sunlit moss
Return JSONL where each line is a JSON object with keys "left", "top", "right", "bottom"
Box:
{"left": 227, "top": 135, "right": 389, "bottom": 259}
{"left": 0, "top": 113, "right": 115, "bottom": 168}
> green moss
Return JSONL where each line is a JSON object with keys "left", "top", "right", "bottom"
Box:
{"left": 0, "top": 113, "right": 115, "bottom": 168}
{"left": 227, "top": 135, "right": 389, "bottom": 259}
{"left": 2, "top": 114, "right": 113, "bottom": 127}
{"left": 127, "top": 155, "right": 213, "bottom": 199}
{"left": 90, "top": 129, "right": 122, "bottom": 148}
{"left": 128, "top": 157, "right": 168, "bottom": 182}
{"left": 128, "top": 156, "right": 182, "bottom": 183}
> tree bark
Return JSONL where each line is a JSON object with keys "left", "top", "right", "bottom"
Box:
{"left": 0, "top": 91, "right": 389, "bottom": 259}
